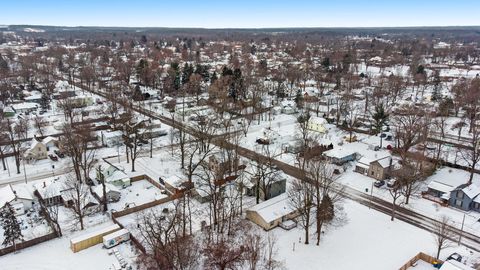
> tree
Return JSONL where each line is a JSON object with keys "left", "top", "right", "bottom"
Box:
{"left": 123, "top": 120, "right": 146, "bottom": 172}
{"left": 288, "top": 178, "right": 313, "bottom": 245}
{"left": 137, "top": 200, "right": 199, "bottom": 270}
{"left": 371, "top": 103, "right": 389, "bottom": 135}
{"left": 307, "top": 159, "right": 342, "bottom": 245}
{"left": 33, "top": 115, "right": 47, "bottom": 137}
{"left": 38, "top": 192, "right": 62, "bottom": 237}
{"left": 62, "top": 174, "right": 91, "bottom": 230}
{"left": 0, "top": 202, "right": 23, "bottom": 249}
{"left": 432, "top": 216, "right": 455, "bottom": 259}
{"left": 96, "top": 165, "right": 108, "bottom": 212}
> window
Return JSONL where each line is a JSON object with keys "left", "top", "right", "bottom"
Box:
{"left": 457, "top": 192, "right": 464, "bottom": 199}
{"left": 455, "top": 200, "right": 463, "bottom": 207}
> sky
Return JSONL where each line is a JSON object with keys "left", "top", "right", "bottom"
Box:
{"left": 1, "top": 0, "right": 479, "bottom": 28}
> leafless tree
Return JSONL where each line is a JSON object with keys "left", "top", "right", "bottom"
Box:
{"left": 288, "top": 178, "right": 313, "bottom": 245}
{"left": 432, "top": 216, "right": 456, "bottom": 259}
{"left": 137, "top": 200, "right": 200, "bottom": 270}
{"left": 33, "top": 115, "right": 47, "bottom": 137}
{"left": 62, "top": 174, "right": 92, "bottom": 230}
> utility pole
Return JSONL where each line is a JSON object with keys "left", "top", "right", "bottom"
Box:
{"left": 458, "top": 213, "right": 466, "bottom": 245}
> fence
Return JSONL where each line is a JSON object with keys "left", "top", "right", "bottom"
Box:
{"left": 112, "top": 193, "right": 182, "bottom": 218}
{"left": 0, "top": 232, "right": 57, "bottom": 256}
{"left": 398, "top": 252, "right": 443, "bottom": 270}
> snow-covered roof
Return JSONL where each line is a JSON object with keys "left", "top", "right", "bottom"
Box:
{"left": 105, "top": 170, "right": 128, "bottom": 183}
{"left": 34, "top": 178, "right": 65, "bottom": 198}
{"left": 102, "top": 130, "right": 123, "bottom": 139}
{"left": 427, "top": 168, "right": 474, "bottom": 194}
{"left": 461, "top": 184, "right": 480, "bottom": 199}
{"left": 247, "top": 193, "right": 294, "bottom": 223}
{"left": 28, "top": 138, "right": 44, "bottom": 151}
{"left": 42, "top": 136, "right": 58, "bottom": 145}
{"left": 309, "top": 116, "right": 327, "bottom": 125}
{"left": 323, "top": 147, "right": 355, "bottom": 159}
{"left": 0, "top": 185, "right": 16, "bottom": 208}
{"left": 93, "top": 184, "right": 120, "bottom": 197}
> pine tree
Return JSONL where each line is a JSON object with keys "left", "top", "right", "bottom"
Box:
{"left": 0, "top": 203, "right": 23, "bottom": 248}
{"left": 372, "top": 103, "right": 389, "bottom": 135}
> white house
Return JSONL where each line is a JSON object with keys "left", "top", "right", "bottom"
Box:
{"left": 24, "top": 138, "right": 48, "bottom": 161}
{"left": 0, "top": 184, "right": 35, "bottom": 215}
{"left": 101, "top": 130, "right": 123, "bottom": 147}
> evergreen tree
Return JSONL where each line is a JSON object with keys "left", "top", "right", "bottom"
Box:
{"left": 0, "top": 203, "right": 23, "bottom": 248}
{"left": 294, "top": 89, "right": 304, "bottom": 109}
{"left": 210, "top": 71, "right": 218, "bottom": 83}
{"left": 372, "top": 103, "right": 389, "bottom": 135}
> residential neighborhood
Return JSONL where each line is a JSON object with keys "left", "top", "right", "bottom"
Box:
{"left": 0, "top": 1, "right": 480, "bottom": 270}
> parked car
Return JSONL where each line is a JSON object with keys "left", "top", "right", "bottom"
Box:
{"left": 54, "top": 150, "right": 65, "bottom": 158}
{"left": 48, "top": 154, "right": 58, "bottom": 161}
{"left": 374, "top": 180, "right": 385, "bottom": 188}
{"left": 387, "top": 179, "right": 397, "bottom": 188}
{"left": 447, "top": 253, "right": 462, "bottom": 262}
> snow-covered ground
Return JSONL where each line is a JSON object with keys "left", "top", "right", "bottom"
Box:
{"left": 273, "top": 200, "right": 480, "bottom": 270}
{"left": 0, "top": 222, "right": 138, "bottom": 270}
{"left": 108, "top": 179, "right": 168, "bottom": 211}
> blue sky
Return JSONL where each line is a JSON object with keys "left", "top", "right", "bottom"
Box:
{"left": 2, "top": 0, "right": 479, "bottom": 28}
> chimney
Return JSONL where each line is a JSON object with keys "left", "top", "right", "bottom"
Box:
{"left": 43, "top": 181, "right": 46, "bottom": 188}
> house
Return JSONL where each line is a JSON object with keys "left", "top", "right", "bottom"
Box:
{"left": 245, "top": 176, "right": 287, "bottom": 201}
{"left": 101, "top": 130, "right": 123, "bottom": 147}
{"left": 24, "top": 138, "right": 48, "bottom": 162}
{"left": 42, "top": 136, "right": 58, "bottom": 151}
{"left": 449, "top": 184, "right": 480, "bottom": 212}
{"left": 280, "top": 100, "right": 297, "bottom": 114}
{"left": 92, "top": 184, "right": 121, "bottom": 202}
{"left": 10, "top": 102, "right": 39, "bottom": 114}
{"left": 95, "top": 163, "right": 130, "bottom": 188}
{"left": 62, "top": 190, "right": 99, "bottom": 214}
{"left": 355, "top": 153, "right": 393, "bottom": 180}
{"left": 0, "top": 184, "right": 35, "bottom": 215}
{"left": 307, "top": 116, "right": 327, "bottom": 133}
{"left": 34, "top": 178, "right": 65, "bottom": 206}
{"left": 322, "top": 146, "right": 356, "bottom": 165}
{"left": 426, "top": 168, "right": 474, "bottom": 203}
{"left": 246, "top": 193, "right": 298, "bottom": 230}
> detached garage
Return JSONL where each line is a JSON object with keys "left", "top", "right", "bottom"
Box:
{"left": 246, "top": 193, "right": 298, "bottom": 230}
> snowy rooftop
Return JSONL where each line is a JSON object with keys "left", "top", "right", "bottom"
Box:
{"left": 427, "top": 168, "right": 478, "bottom": 194}
{"left": 247, "top": 193, "right": 294, "bottom": 223}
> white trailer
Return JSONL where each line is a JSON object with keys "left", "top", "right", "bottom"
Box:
{"left": 102, "top": 229, "right": 130, "bottom": 249}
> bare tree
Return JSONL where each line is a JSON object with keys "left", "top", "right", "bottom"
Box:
{"left": 432, "top": 216, "right": 455, "bottom": 259}
{"left": 62, "top": 174, "right": 92, "bottom": 230}
{"left": 137, "top": 200, "right": 199, "bottom": 270}
{"left": 288, "top": 178, "right": 313, "bottom": 244}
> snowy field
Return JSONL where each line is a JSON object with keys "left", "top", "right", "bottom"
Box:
{"left": 273, "top": 200, "right": 480, "bottom": 270}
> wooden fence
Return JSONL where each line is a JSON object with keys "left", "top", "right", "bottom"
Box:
{"left": 398, "top": 252, "right": 443, "bottom": 270}
{"left": 111, "top": 193, "right": 182, "bottom": 218}
{"left": 0, "top": 232, "right": 57, "bottom": 257}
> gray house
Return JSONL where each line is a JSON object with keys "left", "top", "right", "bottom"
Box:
{"left": 449, "top": 184, "right": 480, "bottom": 212}
{"left": 246, "top": 177, "right": 287, "bottom": 201}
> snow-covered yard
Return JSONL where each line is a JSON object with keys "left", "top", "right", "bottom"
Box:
{"left": 272, "top": 200, "right": 480, "bottom": 270}
{"left": 0, "top": 222, "right": 137, "bottom": 270}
